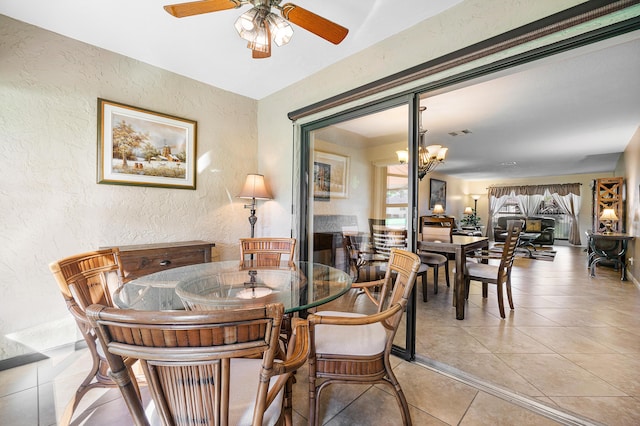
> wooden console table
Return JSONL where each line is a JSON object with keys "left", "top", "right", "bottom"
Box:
{"left": 103, "top": 240, "right": 215, "bottom": 282}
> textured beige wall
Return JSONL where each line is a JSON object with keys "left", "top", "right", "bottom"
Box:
{"left": 617, "top": 128, "right": 640, "bottom": 283}
{"left": 0, "top": 15, "right": 258, "bottom": 360}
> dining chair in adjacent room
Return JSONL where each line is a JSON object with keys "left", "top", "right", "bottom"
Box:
{"left": 240, "top": 237, "right": 296, "bottom": 266}
{"left": 464, "top": 220, "right": 522, "bottom": 318}
{"left": 87, "top": 302, "right": 309, "bottom": 426}
{"left": 419, "top": 221, "right": 452, "bottom": 300}
{"left": 48, "top": 248, "right": 142, "bottom": 426}
{"left": 306, "top": 248, "right": 421, "bottom": 426}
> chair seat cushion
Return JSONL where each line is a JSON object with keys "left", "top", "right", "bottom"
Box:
{"left": 466, "top": 261, "right": 498, "bottom": 280}
{"left": 313, "top": 311, "right": 386, "bottom": 356}
{"left": 419, "top": 252, "right": 447, "bottom": 265}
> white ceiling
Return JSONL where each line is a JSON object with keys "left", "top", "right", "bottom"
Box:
{"left": 0, "top": 0, "right": 463, "bottom": 100}
{"left": 2, "top": 1, "right": 639, "bottom": 180}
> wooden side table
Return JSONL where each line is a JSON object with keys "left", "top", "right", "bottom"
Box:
{"left": 103, "top": 240, "right": 215, "bottom": 282}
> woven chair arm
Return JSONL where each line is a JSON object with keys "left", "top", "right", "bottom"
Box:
{"left": 352, "top": 278, "right": 385, "bottom": 307}
{"left": 307, "top": 303, "right": 403, "bottom": 327}
{"left": 67, "top": 301, "right": 92, "bottom": 327}
{"left": 274, "top": 318, "right": 309, "bottom": 375}
{"left": 267, "top": 318, "right": 309, "bottom": 408}
{"left": 352, "top": 278, "right": 385, "bottom": 289}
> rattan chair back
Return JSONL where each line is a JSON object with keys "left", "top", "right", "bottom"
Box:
{"left": 240, "top": 237, "right": 296, "bottom": 266}
{"left": 87, "top": 303, "right": 293, "bottom": 426}
{"left": 49, "top": 248, "right": 135, "bottom": 425}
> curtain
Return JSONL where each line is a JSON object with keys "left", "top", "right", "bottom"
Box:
{"left": 488, "top": 183, "right": 581, "bottom": 197}
{"left": 487, "top": 192, "right": 511, "bottom": 240}
{"left": 516, "top": 193, "right": 544, "bottom": 216}
{"left": 552, "top": 192, "right": 582, "bottom": 245}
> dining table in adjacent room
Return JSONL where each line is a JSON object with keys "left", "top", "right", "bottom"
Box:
{"left": 418, "top": 234, "right": 489, "bottom": 320}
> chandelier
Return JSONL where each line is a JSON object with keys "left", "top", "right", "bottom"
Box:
{"left": 396, "top": 106, "right": 447, "bottom": 180}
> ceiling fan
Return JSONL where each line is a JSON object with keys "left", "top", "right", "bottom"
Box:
{"left": 164, "top": 0, "right": 349, "bottom": 58}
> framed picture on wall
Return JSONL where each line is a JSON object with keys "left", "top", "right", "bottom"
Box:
{"left": 313, "top": 161, "right": 331, "bottom": 201}
{"left": 313, "top": 151, "right": 349, "bottom": 199}
{"left": 429, "top": 178, "right": 446, "bottom": 209}
{"left": 97, "top": 98, "right": 197, "bottom": 189}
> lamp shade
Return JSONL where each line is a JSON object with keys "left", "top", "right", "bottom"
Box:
{"left": 238, "top": 174, "right": 272, "bottom": 200}
{"left": 432, "top": 204, "right": 445, "bottom": 215}
{"left": 396, "top": 150, "right": 409, "bottom": 164}
{"left": 599, "top": 208, "right": 618, "bottom": 221}
{"left": 464, "top": 207, "right": 473, "bottom": 215}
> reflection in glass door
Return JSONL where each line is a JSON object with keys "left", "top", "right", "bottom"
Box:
{"left": 299, "top": 99, "right": 418, "bottom": 358}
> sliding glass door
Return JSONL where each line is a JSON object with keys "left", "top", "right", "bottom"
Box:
{"left": 298, "top": 95, "right": 421, "bottom": 359}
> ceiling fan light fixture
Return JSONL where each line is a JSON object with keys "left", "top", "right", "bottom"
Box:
{"left": 234, "top": 8, "right": 259, "bottom": 39}
{"left": 247, "top": 24, "right": 271, "bottom": 53}
{"left": 267, "top": 13, "right": 293, "bottom": 46}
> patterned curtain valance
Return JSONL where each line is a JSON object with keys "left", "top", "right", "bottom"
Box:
{"left": 488, "top": 183, "right": 581, "bottom": 198}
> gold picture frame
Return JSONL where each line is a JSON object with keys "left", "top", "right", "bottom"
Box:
{"left": 97, "top": 98, "right": 197, "bottom": 189}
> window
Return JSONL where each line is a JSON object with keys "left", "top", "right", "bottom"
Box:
{"left": 494, "top": 194, "right": 570, "bottom": 239}
{"left": 385, "top": 164, "right": 408, "bottom": 228}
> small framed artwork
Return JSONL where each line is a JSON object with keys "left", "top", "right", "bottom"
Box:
{"left": 313, "top": 151, "right": 349, "bottom": 200}
{"left": 313, "top": 161, "right": 331, "bottom": 201}
{"left": 429, "top": 178, "right": 446, "bottom": 209}
{"left": 97, "top": 98, "right": 197, "bottom": 189}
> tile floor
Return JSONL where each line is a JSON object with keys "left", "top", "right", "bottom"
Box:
{"left": 1, "top": 244, "right": 639, "bottom": 425}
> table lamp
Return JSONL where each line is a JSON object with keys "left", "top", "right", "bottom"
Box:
{"left": 599, "top": 208, "right": 618, "bottom": 234}
{"left": 464, "top": 206, "right": 473, "bottom": 215}
{"left": 433, "top": 204, "right": 445, "bottom": 216}
{"left": 238, "top": 174, "right": 272, "bottom": 238}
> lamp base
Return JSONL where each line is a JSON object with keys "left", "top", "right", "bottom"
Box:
{"left": 603, "top": 222, "right": 614, "bottom": 234}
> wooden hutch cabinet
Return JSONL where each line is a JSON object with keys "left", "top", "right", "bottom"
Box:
{"left": 593, "top": 177, "right": 624, "bottom": 232}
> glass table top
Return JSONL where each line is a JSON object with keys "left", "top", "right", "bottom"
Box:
{"left": 113, "top": 260, "right": 352, "bottom": 313}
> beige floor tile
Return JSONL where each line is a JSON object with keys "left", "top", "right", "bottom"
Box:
{"left": 515, "top": 327, "right": 616, "bottom": 354}
{"left": 568, "top": 326, "right": 640, "bottom": 354}
{"left": 460, "top": 391, "right": 562, "bottom": 425}
{"left": 392, "top": 361, "right": 479, "bottom": 425}
{"left": 551, "top": 396, "right": 640, "bottom": 426}
{"left": 0, "top": 387, "right": 40, "bottom": 426}
{"left": 416, "top": 326, "right": 490, "bottom": 355}
{"left": 462, "top": 326, "right": 554, "bottom": 353}
{"left": 423, "top": 352, "right": 544, "bottom": 397}
{"left": 533, "top": 308, "right": 612, "bottom": 327}
{"left": 562, "top": 353, "right": 640, "bottom": 396}
{"left": 498, "top": 353, "right": 626, "bottom": 397}
{"left": 0, "top": 362, "right": 38, "bottom": 398}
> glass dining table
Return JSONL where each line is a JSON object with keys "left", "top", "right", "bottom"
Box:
{"left": 113, "top": 260, "right": 352, "bottom": 315}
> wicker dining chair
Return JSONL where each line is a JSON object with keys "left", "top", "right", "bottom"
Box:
{"left": 240, "top": 237, "right": 296, "bottom": 266}
{"left": 465, "top": 220, "right": 522, "bottom": 318}
{"left": 48, "top": 248, "right": 141, "bottom": 426}
{"left": 307, "top": 248, "right": 421, "bottom": 426}
{"left": 86, "top": 302, "right": 309, "bottom": 426}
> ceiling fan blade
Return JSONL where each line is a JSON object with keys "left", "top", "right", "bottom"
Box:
{"left": 252, "top": 48, "right": 271, "bottom": 59}
{"left": 280, "top": 3, "right": 348, "bottom": 45}
{"left": 164, "top": 0, "right": 241, "bottom": 18}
